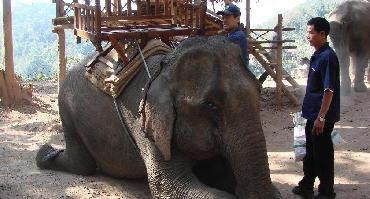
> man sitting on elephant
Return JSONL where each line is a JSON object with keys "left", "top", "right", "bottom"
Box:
{"left": 217, "top": 4, "right": 249, "bottom": 68}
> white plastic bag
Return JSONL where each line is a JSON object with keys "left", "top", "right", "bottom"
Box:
{"left": 292, "top": 112, "right": 346, "bottom": 162}
{"left": 292, "top": 112, "right": 307, "bottom": 162}
{"left": 331, "top": 130, "right": 346, "bottom": 148}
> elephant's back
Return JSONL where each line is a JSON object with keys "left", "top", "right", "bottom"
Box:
{"left": 58, "top": 54, "right": 166, "bottom": 178}
{"left": 329, "top": 0, "right": 370, "bottom": 23}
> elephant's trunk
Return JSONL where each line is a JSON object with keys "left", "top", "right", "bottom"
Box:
{"left": 221, "top": 93, "right": 281, "bottom": 199}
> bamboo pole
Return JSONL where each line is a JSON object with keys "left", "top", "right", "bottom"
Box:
{"left": 53, "top": 26, "right": 67, "bottom": 87}
{"left": 276, "top": 14, "right": 283, "bottom": 107}
{"left": 245, "top": 0, "right": 250, "bottom": 35}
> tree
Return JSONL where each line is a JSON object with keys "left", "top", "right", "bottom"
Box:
{"left": 0, "top": 0, "right": 32, "bottom": 106}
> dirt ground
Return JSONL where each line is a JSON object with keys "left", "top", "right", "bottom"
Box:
{"left": 0, "top": 79, "right": 369, "bottom": 199}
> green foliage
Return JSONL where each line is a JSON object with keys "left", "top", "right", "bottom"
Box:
{"left": 251, "top": 0, "right": 345, "bottom": 75}
{"left": 0, "top": 2, "right": 94, "bottom": 80}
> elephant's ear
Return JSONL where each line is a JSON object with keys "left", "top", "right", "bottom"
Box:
{"left": 141, "top": 75, "right": 174, "bottom": 161}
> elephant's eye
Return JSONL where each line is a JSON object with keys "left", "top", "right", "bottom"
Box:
{"left": 206, "top": 102, "right": 217, "bottom": 111}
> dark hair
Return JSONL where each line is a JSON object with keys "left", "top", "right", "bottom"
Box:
{"left": 307, "top": 17, "right": 330, "bottom": 36}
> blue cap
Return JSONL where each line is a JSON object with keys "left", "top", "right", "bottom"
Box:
{"left": 217, "top": 4, "right": 241, "bottom": 17}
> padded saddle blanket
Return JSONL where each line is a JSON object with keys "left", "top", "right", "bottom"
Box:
{"left": 85, "top": 40, "right": 172, "bottom": 98}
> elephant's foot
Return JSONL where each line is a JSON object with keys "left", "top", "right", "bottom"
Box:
{"left": 354, "top": 82, "right": 367, "bottom": 92}
{"left": 36, "top": 144, "right": 64, "bottom": 170}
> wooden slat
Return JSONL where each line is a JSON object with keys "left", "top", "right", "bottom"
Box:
{"left": 252, "top": 39, "right": 300, "bottom": 88}
{"left": 106, "top": 0, "right": 112, "bottom": 16}
{"left": 100, "top": 28, "right": 195, "bottom": 41}
{"left": 251, "top": 48, "right": 299, "bottom": 106}
{"left": 55, "top": 0, "right": 64, "bottom": 17}
{"left": 189, "top": 6, "right": 194, "bottom": 27}
{"left": 95, "top": 1, "right": 102, "bottom": 41}
{"left": 146, "top": 0, "right": 150, "bottom": 15}
{"left": 74, "top": 3, "right": 94, "bottom": 10}
{"left": 199, "top": 3, "right": 206, "bottom": 34}
{"left": 78, "top": 8, "right": 82, "bottom": 29}
{"left": 263, "top": 46, "right": 297, "bottom": 50}
{"left": 164, "top": 0, "right": 169, "bottom": 15}
{"left": 101, "top": 14, "right": 173, "bottom": 21}
{"left": 108, "top": 35, "right": 129, "bottom": 64}
{"left": 276, "top": 14, "right": 283, "bottom": 107}
{"left": 74, "top": 7, "right": 79, "bottom": 29}
{"left": 81, "top": 8, "right": 86, "bottom": 30}
{"left": 250, "top": 40, "right": 295, "bottom": 44}
{"left": 195, "top": 6, "right": 199, "bottom": 28}
{"left": 53, "top": 16, "right": 74, "bottom": 27}
{"left": 155, "top": 0, "right": 160, "bottom": 15}
{"left": 184, "top": 7, "right": 188, "bottom": 26}
{"left": 137, "top": 0, "right": 141, "bottom": 16}
{"left": 178, "top": 6, "right": 182, "bottom": 25}
{"left": 85, "top": 9, "right": 89, "bottom": 30}
{"left": 127, "top": 0, "right": 131, "bottom": 16}
{"left": 250, "top": 28, "right": 295, "bottom": 32}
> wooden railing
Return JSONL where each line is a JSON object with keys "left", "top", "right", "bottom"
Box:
{"left": 73, "top": 0, "right": 207, "bottom": 40}
{"left": 174, "top": 2, "right": 206, "bottom": 30}
{"left": 74, "top": 3, "right": 101, "bottom": 41}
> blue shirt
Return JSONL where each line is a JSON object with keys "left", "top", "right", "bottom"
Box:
{"left": 227, "top": 27, "right": 249, "bottom": 68}
{"left": 302, "top": 42, "right": 340, "bottom": 123}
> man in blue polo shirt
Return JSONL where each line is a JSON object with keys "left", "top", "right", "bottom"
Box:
{"left": 217, "top": 5, "right": 249, "bottom": 68}
{"left": 292, "top": 17, "right": 340, "bottom": 199}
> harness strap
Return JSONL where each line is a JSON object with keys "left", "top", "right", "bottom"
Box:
{"left": 112, "top": 40, "right": 169, "bottom": 154}
{"left": 137, "top": 43, "right": 152, "bottom": 79}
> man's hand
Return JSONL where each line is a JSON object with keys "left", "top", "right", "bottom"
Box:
{"left": 313, "top": 119, "right": 325, "bottom": 135}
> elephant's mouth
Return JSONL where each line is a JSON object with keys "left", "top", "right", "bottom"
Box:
{"left": 192, "top": 155, "right": 237, "bottom": 194}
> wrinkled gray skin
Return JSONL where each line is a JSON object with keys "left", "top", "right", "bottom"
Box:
{"left": 329, "top": 0, "right": 370, "bottom": 93}
{"left": 36, "top": 36, "right": 281, "bottom": 199}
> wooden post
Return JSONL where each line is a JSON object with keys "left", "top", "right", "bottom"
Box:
{"left": 1, "top": 0, "right": 31, "bottom": 105}
{"left": 105, "top": 0, "right": 112, "bottom": 16}
{"left": 276, "top": 14, "right": 283, "bottom": 107}
{"left": 55, "top": 0, "right": 65, "bottom": 17}
{"left": 245, "top": 0, "right": 250, "bottom": 35}
{"left": 94, "top": 0, "right": 103, "bottom": 52}
{"left": 245, "top": 0, "right": 250, "bottom": 63}
{"left": 127, "top": 0, "right": 131, "bottom": 16}
{"left": 53, "top": 26, "right": 67, "bottom": 87}
{"left": 2, "top": 0, "right": 20, "bottom": 104}
{"left": 199, "top": 0, "right": 206, "bottom": 34}
{"left": 117, "top": 0, "right": 122, "bottom": 15}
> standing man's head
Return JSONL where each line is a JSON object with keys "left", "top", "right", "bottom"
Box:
{"left": 307, "top": 17, "right": 330, "bottom": 50}
{"left": 217, "top": 4, "right": 241, "bottom": 32}
{"left": 223, "top": 0, "right": 233, "bottom": 6}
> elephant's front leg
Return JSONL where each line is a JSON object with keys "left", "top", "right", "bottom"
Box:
{"left": 144, "top": 150, "right": 236, "bottom": 199}
{"left": 352, "top": 53, "right": 368, "bottom": 92}
{"left": 336, "top": 47, "right": 351, "bottom": 94}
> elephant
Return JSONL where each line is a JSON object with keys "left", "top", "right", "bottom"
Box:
{"left": 329, "top": 0, "right": 370, "bottom": 93}
{"left": 36, "top": 36, "right": 281, "bottom": 199}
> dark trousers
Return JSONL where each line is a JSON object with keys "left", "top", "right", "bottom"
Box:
{"left": 299, "top": 120, "right": 335, "bottom": 195}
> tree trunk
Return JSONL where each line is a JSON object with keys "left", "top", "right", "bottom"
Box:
{"left": 1, "top": 0, "right": 32, "bottom": 106}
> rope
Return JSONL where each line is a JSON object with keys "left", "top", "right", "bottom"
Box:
{"left": 137, "top": 43, "right": 152, "bottom": 79}
{"left": 113, "top": 97, "right": 140, "bottom": 154}
{"left": 112, "top": 41, "right": 165, "bottom": 154}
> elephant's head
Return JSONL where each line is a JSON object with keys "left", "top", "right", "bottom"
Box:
{"left": 141, "top": 36, "right": 280, "bottom": 198}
